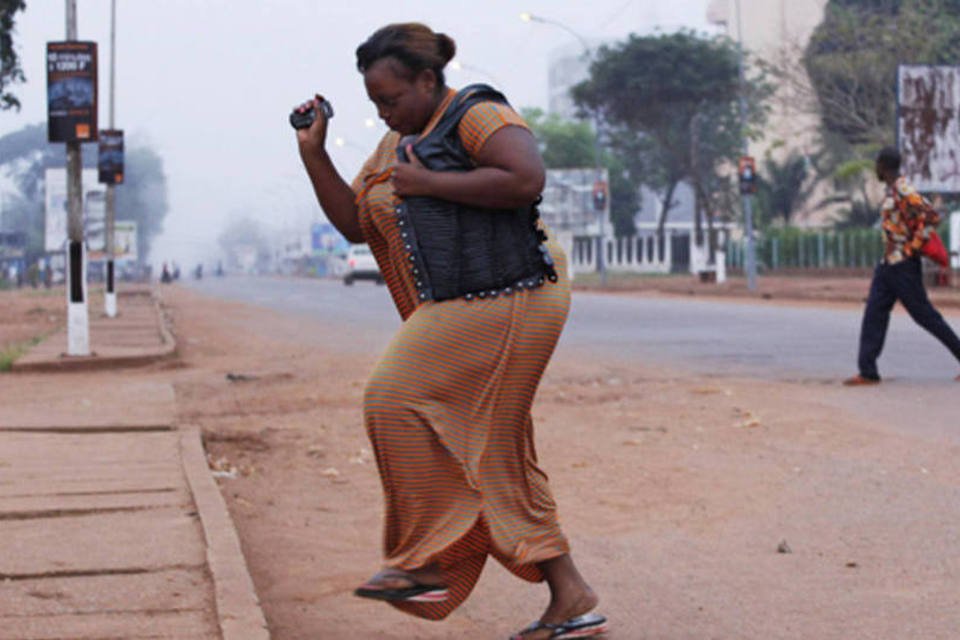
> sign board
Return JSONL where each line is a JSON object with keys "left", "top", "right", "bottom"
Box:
{"left": 84, "top": 189, "right": 106, "bottom": 253}
{"left": 87, "top": 220, "right": 138, "bottom": 263}
{"left": 310, "top": 222, "right": 349, "bottom": 254}
{"left": 898, "top": 65, "right": 960, "bottom": 193}
{"left": 98, "top": 129, "right": 124, "bottom": 184}
{"left": 46, "top": 41, "right": 98, "bottom": 143}
{"left": 540, "top": 168, "right": 610, "bottom": 236}
{"left": 44, "top": 167, "right": 102, "bottom": 252}
{"left": 0, "top": 232, "right": 26, "bottom": 260}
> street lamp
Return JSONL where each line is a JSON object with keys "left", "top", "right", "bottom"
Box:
{"left": 520, "top": 11, "right": 607, "bottom": 285}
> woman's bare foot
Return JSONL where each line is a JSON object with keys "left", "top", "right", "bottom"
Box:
{"left": 513, "top": 554, "right": 602, "bottom": 639}
{"left": 539, "top": 585, "right": 599, "bottom": 625}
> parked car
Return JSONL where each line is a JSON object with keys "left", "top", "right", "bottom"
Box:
{"left": 343, "top": 244, "right": 383, "bottom": 285}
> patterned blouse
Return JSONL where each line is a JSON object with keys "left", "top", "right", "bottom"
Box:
{"left": 881, "top": 176, "right": 941, "bottom": 264}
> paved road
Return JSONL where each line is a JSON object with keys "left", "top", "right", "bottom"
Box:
{"left": 186, "top": 275, "right": 959, "bottom": 381}
{"left": 185, "top": 275, "right": 959, "bottom": 438}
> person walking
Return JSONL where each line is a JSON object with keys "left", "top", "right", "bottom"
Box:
{"left": 844, "top": 147, "right": 960, "bottom": 386}
{"left": 295, "top": 23, "right": 606, "bottom": 640}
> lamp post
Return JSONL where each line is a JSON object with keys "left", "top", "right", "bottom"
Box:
{"left": 520, "top": 11, "right": 607, "bottom": 285}
{"left": 734, "top": 0, "right": 758, "bottom": 290}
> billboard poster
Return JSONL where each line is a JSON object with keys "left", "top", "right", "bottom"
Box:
{"left": 112, "top": 221, "right": 138, "bottom": 262}
{"left": 84, "top": 189, "right": 106, "bottom": 253}
{"left": 898, "top": 65, "right": 960, "bottom": 193}
{"left": 44, "top": 167, "right": 102, "bottom": 252}
{"left": 98, "top": 129, "right": 124, "bottom": 184}
{"left": 310, "top": 222, "right": 349, "bottom": 254}
{"left": 46, "top": 41, "right": 98, "bottom": 143}
{"left": 87, "top": 220, "right": 137, "bottom": 263}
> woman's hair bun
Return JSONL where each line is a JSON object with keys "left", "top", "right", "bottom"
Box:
{"left": 436, "top": 33, "right": 456, "bottom": 64}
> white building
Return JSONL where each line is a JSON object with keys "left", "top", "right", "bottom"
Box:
{"left": 707, "top": 0, "right": 834, "bottom": 225}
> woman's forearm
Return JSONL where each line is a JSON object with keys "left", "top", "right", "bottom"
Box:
{"left": 422, "top": 166, "right": 543, "bottom": 209}
{"left": 300, "top": 147, "right": 364, "bottom": 243}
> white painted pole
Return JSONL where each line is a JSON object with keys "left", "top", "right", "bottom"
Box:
{"left": 65, "top": 0, "right": 89, "bottom": 355}
{"left": 104, "top": 0, "right": 118, "bottom": 318}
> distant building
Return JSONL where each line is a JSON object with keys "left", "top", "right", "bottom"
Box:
{"left": 707, "top": 0, "right": 834, "bottom": 226}
{"left": 547, "top": 40, "right": 607, "bottom": 121}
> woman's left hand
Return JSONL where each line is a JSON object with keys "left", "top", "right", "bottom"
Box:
{"left": 391, "top": 145, "right": 435, "bottom": 197}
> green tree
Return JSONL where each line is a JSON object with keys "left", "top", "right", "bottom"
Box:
{"left": 522, "top": 107, "right": 639, "bottom": 237}
{"left": 0, "top": 124, "right": 169, "bottom": 262}
{"left": 115, "top": 145, "right": 168, "bottom": 262}
{"left": 217, "top": 216, "right": 270, "bottom": 271}
{"left": 572, "top": 31, "right": 769, "bottom": 249}
{"left": 803, "top": 0, "right": 960, "bottom": 148}
{"left": 0, "top": 0, "right": 26, "bottom": 111}
{"left": 754, "top": 150, "right": 819, "bottom": 228}
{"left": 828, "top": 157, "right": 881, "bottom": 229}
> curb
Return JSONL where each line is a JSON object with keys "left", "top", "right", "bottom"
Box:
{"left": 180, "top": 425, "right": 270, "bottom": 640}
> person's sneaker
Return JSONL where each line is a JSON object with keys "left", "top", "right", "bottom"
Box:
{"left": 843, "top": 374, "right": 881, "bottom": 386}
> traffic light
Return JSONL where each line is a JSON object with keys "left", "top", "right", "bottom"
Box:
{"left": 592, "top": 180, "right": 608, "bottom": 211}
{"left": 738, "top": 156, "right": 757, "bottom": 195}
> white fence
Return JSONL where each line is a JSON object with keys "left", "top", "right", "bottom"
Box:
{"left": 560, "top": 228, "right": 728, "bottom": 276}
{"left": 565, "top": 232, "right": 672, "bottom": 275}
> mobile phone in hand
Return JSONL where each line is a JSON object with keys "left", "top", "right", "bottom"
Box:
{"left": 290, "top": 98, "right": 334, "bottom": 130}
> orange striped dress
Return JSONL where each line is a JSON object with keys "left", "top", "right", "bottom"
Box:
{"left": 352, "top": 88, "right": 571, "bottom": 620}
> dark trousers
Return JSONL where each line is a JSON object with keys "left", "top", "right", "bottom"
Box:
{"left": 857, "top": 258, "right": 960, "bottom": 379}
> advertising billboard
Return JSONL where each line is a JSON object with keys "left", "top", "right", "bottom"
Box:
{"left": 897, "top": 65, "right": 960, "bottom": 193}
{"left": 44, "top": 167, "right": 102, "bottom": 252}
{"left": 310, "top": 222, "right": 350, "bottom": 255}
{"left": 87, "top": 219, "right": 137, "bottom": 263}
{"left": 46, "top": 41, "right": 98, "bottom": 143}
{"left": 98, "top": 129, "right": 124, "bottom": 184}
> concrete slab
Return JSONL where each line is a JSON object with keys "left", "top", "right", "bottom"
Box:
{"left": 0, "top": 489, "right": 185, "bottom": 514}
{"left": 0, "top": 380, "right": 175, "bottom": 429}
{"left": 0, "top": 508, "right": 206, "bottom": 576}
{"left": 0, "top": 610, "right": 218, "bottom": 639}
{"left": 0, "top": 568, "right": 212, "bottom": 617}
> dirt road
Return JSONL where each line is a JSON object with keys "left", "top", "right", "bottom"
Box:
{"left": 160, "top": 284, "right": 960, "bottom": 640}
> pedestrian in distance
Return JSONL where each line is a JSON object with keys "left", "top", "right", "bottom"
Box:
{"left": 844, "top": 147, "right": 960, "bottom": 386}
{"left": 294, "top": 22, "right": 606, "bottom": 640}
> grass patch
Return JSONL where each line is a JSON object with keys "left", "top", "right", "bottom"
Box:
{"left": 0, "top": 336, "right": 43, "bottom": 372}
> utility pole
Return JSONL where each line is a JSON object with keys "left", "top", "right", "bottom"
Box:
{"left": 520, "top": 12, "right": 607, "bottom": 284}
{"left": 65, "top": 0, "right": 89, "bottom": 355}
{"left": 735, "top": 0, "right": 758, "bottom": 290}
{"left": 104, "top": 0, "right": 117, "bottom": 317}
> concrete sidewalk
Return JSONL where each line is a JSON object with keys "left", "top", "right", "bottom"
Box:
{"left": 0, "top": 291, "right": 268, "bottom": 639}
{"left": 12, "top": 287, "right": 176, "bottom": 372}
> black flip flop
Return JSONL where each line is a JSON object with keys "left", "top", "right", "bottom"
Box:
{"left": 510, "top": 612, "right": 609, "bottom": 639}
{"left": 353, "top": 574, "right": 449, "bottom": 603}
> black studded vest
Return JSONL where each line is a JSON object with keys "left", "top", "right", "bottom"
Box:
{"left": 394, "top": 84, "right": 557, "bottom": 303}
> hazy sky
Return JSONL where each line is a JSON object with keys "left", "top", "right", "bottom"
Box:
{"left": 2, "top": 0, "right": 712, "bottom": 267}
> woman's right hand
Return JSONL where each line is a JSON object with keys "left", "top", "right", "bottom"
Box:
{"left": 295, "top": 95, "right": 330, "bottom": 155}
